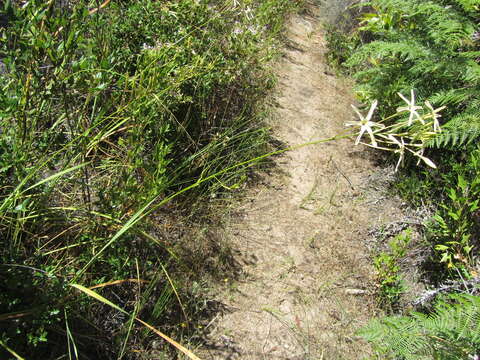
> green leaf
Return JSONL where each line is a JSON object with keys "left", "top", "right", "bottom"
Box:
{"left": 94, "top": 83, "right": 108, "bottom": 91}
{"left": 458, "top": 175, "right": 467, "bottom": 191}
{"left": 449, "top": 188, "right": 458, "bottom": 201}
{"left": 440, "top": 252, "right": 451, "bottom": 263}
{"left": 448, "top": 211, "right": 460, "bottom": 221}
{"left": 469, "top": 199, "right": 479, "bottom": 212}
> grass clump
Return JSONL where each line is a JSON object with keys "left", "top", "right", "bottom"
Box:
{"left": 0, "top": 0, "right": 301, "bottom": 358}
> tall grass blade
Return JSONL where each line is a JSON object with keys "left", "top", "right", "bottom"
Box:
{"left": 0, "top": 339, "right": 25, "bottom": 360}
{"left": 70, "top": 284, "right": 202, "bottom": 360}
{"left": 64, "top": 310, "right": 79, "bottom": 360}
{"left": 25, "top": 163, "right": 89, "bottom": 192}
{"left": 74, "top": 133, "right": 350, "bottom": 280}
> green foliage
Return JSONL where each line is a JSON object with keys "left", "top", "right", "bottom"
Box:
{"left": 331, "top": 0, "right": 480, "bottom": 149}
{"left": 324, "top": 24, "right": 360, "bottom": 70}
{"left": 327, "top": 1, "right": 480, "bottom": 354}
{"left": 359, "top": 293, "right": 480, "bottom": 359}
{"left": 327, "top": 0, "right": 480, "bottom": 284}
{"left": 0, "top": 0, "right": 300, "bottom": 358}
{"left": 429, "top": 148, "right": 480, "bottom": 273}
{"left": 374, "top": 230, "right": 412, "bottom": 309}
{"left": 394, "top": 168, "right": 436, "bottom": 207}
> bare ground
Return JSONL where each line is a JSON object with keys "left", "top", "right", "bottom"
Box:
{"left": 199, "top": 6, "right": 405, "bottom": 360}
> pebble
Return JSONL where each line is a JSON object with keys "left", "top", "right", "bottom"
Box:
{"left": 345, "top": 288, "right": 367, "bottom": 295}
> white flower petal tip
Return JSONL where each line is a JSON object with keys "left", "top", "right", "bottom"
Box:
{"left": 424, "top": 101, "right": 445, "bottom": 133}
{"left": 394, "top": 155, "right": 403, "bottom": 173}
{"left": 387, "top": 135, "right": 406, "bottom": 172}
{"left": 420, "top": 156, "right": 437, "bottom": 169}
{"left": 366, "top": 100, "right": 378, "bottom": 119}
{"left": 351, "top": 104, "right": 364, "bottom": 120}
{"left": 387, "top": 134, "right": 402, "bottom": 147}
{"left": 412, "top": 146, "right": 437, "bottom": 169}
{"left": 354, "top": 131, "right": 363, "bottom": 145}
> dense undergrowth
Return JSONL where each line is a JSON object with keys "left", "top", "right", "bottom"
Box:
{"left": 325, "top": 0, "right": 480, "bottom": 357}
{"left": 0, "top": 0, "right": 301, "bottom": 358}
{"left": 327, "top": 0, "right": 480, "bottom": 287}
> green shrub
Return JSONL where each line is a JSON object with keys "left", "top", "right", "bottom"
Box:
{"left": 326, "top": 1, "right": 480, "bottom": 355}
{"left": 374, "top": 230, "right": 412, "bottom": 310}
{"left": 428, "top": 147, "right": 480, "bottom": 274}
{"left": 326, "top": 0, "right": 480, "bottom": 284}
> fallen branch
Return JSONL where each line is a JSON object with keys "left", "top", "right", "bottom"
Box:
{"left": 412, "top": 277, "right": 480, "bottom": 308}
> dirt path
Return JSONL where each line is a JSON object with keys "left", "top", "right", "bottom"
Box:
{"left": 200, "top": 6, "right": 403, "bottom": 360}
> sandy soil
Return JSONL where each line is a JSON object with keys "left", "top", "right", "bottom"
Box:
{"left": 199, "top": 5, "right": 405, "bottom": 360}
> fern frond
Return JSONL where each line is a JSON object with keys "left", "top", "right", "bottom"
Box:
{"left": 454, "top": 0, "right": 480, "bottom": 13}
{"left": 419, "top": 2, "right": 475, "bottom": 48}
{"left": 463, "top": 60, "right": 480, "bottom": 83}
{"left": 409, "top": 60, "right": 467, "bottom": 87}
{"left": 360, "top": 317, "right": 429, "bottom": 359}
{"left": 346, "top": 40, "right": 430, "bottom": 67}
{"left": 429, "top": 88, "right": 475, "bottom": 106}
{"left": 360, "top": 294, "right": 480, "bottom": 359}
{"left": 459, "top": 50, "right": 480, "bottom": 59}
{"left": 427, "top": 110, "right": 480, "bottom": 148}
{"left": 428, "top": 127, "right": 480, "bottom": 148}
{"left": 367, "top": 0, "right": 476, "bottom": 49}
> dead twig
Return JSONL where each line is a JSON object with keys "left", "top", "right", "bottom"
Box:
{"left": 89, "top": 0, "right": 112, "bottom": 15}
{"left": 412, "top": 278, "right": 480, "bottom": 308}
{"left": 328, "top": 157, "right": 354, "bottom": 190}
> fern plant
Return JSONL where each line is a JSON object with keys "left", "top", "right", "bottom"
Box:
{"left": 344, "top": 0, "right": 480, "bottom": 150}
{"left": 359, "top": 294, "right": 480, "bottom": 359}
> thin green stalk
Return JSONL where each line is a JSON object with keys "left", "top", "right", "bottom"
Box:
{"left": 73, "top": 132, "right": 351, "bottom": 281}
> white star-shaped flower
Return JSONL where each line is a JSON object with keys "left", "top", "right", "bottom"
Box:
{"left": 397, "top": 90, "right": 423, "bottom": 125}
{"left": 346, "top": 100, "right": 385, "bottom": 147}
{"left": 425, "top": 101, "right": 445, "bottom": 133}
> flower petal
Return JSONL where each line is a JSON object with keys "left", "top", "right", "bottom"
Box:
{"left": 365, "top": 126, "right": 378, "bottom": 147}
{"left": 351, "top": 104, "right": 365, "bottom": 121}
{"left": 365, "top": 100, "right": 378, "bottom": 121}
{"left": 397, "top": 92, "right": 409, "bottom": 104}
{"left": 388, "top": 134, "right": 402, "bottom": 147}
{"left": 355, "top": 126, "right": 367, "bottom": 145}
{"left": 394, "top": 152, "right": 404, "bottom": 172}
{"left": 418, "top": 155, "right": 437, "bottom": 169}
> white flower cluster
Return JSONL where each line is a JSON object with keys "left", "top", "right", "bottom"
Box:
{"left": 230, "top": 0, "right": 260, "bottom": 37}
{"left": 233, "top": 22, "right": 260, "bottom": 36}
{"left": 346, "top": 90, "right": 445, "bottom": 172}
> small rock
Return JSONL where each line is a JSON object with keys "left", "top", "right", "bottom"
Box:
{"left": 345, "top": 288, "right": 367, "bottom": 295}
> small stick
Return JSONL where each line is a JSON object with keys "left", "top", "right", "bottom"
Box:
{"left": 328, "top": 157, "right": 354, "bottom": 190}
{"left": 89, "top": 0, "right": 112, "bottom": 15}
